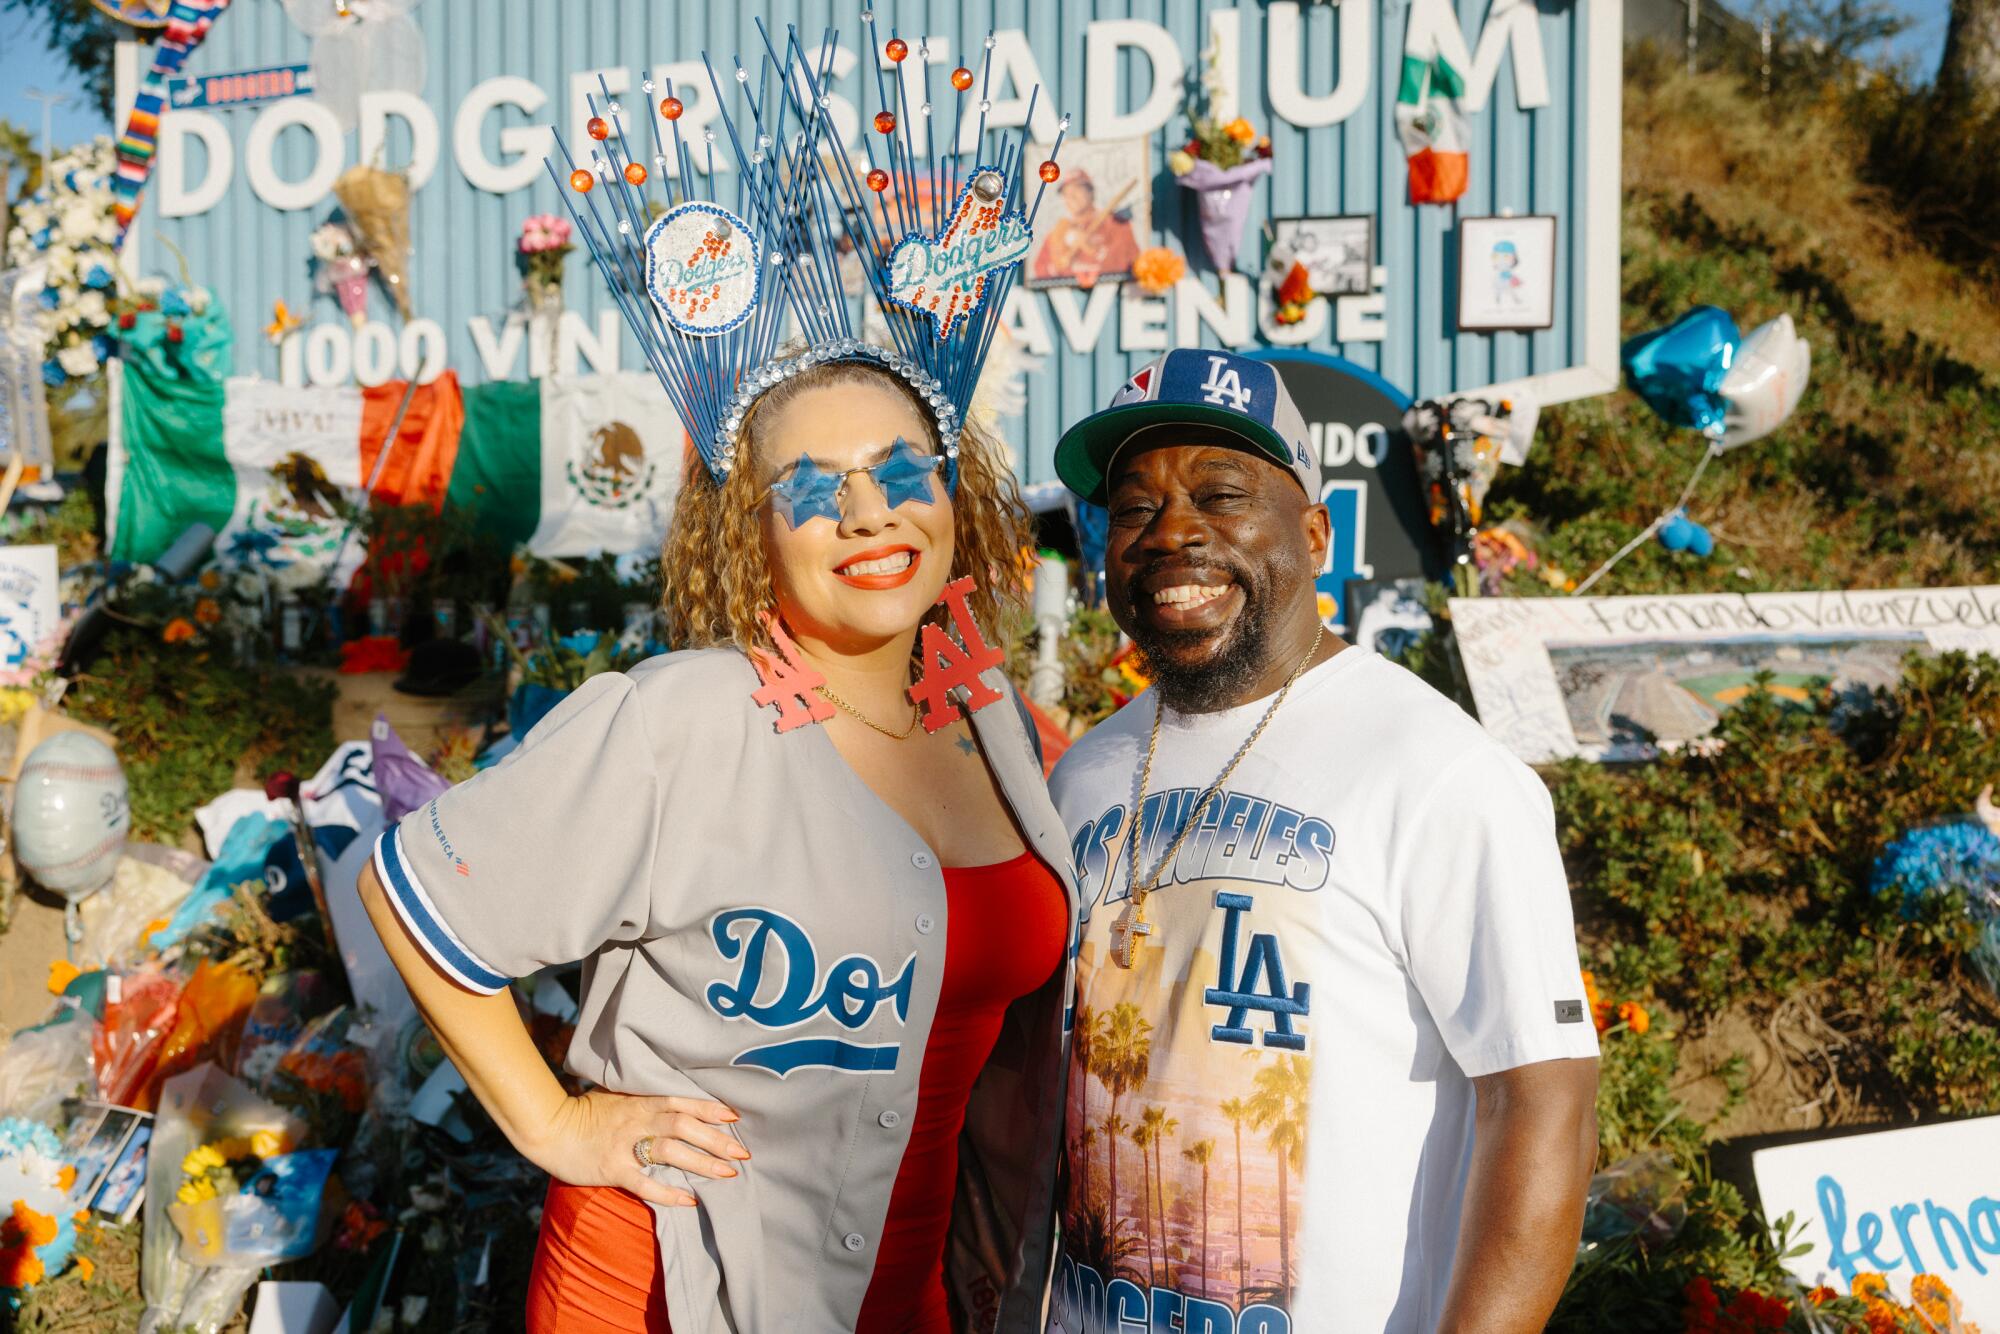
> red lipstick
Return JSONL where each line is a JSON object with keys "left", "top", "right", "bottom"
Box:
{"left": 832, "top": 545, "right": 921, "bottom": 590}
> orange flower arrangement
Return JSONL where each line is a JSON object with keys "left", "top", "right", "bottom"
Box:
{"left": 1580, "top": 970, "right": 1652, "bottom": 1036}
{"left": 0, "top": 1201, "right": 58, "bottom": 1288}
{"left": 1847, "top": 1271, "right": 1983, "bottom": 1333}
{"left": 333, "top": 1199, "right": 388, "bottom": 1252}
{"left": 162, "top": 617, "right": 196, "bottom": 645}
{"left": 1131, "top": 247, "right": 1187, "bottom": 296}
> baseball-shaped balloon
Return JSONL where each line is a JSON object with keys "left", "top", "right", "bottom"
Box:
{"left": 14, "top": 733, "right": 130, "bottom": 902}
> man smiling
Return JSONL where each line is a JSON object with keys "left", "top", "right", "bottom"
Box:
{"left": 1043, "top": 350, "right": 1601, "bottom": 1334}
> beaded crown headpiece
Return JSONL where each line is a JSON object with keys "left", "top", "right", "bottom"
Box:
{"left": 548, "top": 20, "right": 1067, "bottom": 491}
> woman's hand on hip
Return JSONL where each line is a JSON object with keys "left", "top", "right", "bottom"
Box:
{"left": 526, "top": 1089, "right": 748, "bottom": 1208}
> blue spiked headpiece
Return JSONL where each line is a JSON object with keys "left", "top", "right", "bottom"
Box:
{"left": 548, "top": 21, "right": 1067, "bottom": 491}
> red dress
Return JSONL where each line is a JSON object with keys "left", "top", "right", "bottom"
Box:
{"left": 526, "top": 851, "right": 1068, "bottom": 1333}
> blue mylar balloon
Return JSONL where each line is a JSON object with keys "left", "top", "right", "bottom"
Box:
{"left": 1622, "top": 306, "right": 1742, "bottom": 437}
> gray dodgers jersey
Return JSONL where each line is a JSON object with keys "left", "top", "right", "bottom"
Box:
{"left": 373, "top": 648, "right": 1079, "bottom": 1332}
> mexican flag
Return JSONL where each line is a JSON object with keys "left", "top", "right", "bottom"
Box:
{"left": 1396, "top": 0, "right": 1472, "bottom": 206}
{"left": 111, "top": 358, "right": 689, "bottom": 574}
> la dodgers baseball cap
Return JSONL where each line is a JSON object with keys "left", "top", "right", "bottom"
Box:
{"left": 1054, "top": 349, "right": 1319, "bottom": 505}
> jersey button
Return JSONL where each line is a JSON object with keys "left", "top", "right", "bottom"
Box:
{"left": 914, "top": 913, "right": 935, "bottom": 935}
{"left": 878, "top": 1109, "right": 902, "bottom": 1129}
{"left": 843, "top": 1232, "right": 866, "bottom": 1253}
{"left": 911, "top": 851, "right": 934, "bottom": 870}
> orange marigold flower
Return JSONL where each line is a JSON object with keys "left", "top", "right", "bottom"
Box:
{"left": 1852, "top": 1273, "right": 1890, "bottom": 1301}
{"left": 1581, "top": 970, "right": 1603, "bottom": 1005}
{"left": 1617, "top": 1000, "right": 1652, "bottom": 1035}
{"left": 194, "top": 598, "right": 222, "bottom": 625}
{"left": 1909, "top": 1274, "right": 1953, "bottom": 1304}
{"left": 74, "top": 1255, "right": 94, "bottom": 1282}
{"left": 0, "top": 1244, "right": 45, "bottom": 1288}
{"left": 1131, "top": 246, "right": 1187, "bottom": 296}
{"left": 56, "top": 1165, "right": 75, "bottom": 1192}
{"left": 163, "top": 617, "right": 196, "bottom": 644}
{"left": 9, "top": 1204, "right": 55, "bottom": 1249}
{"left": 198, "top": 569, "right": 222, "bottom": 590}
{"left": 1862, "top": 1298, "right": 1900, "bottom": 1334}
{"left": 1806, "top": 1286, "right": 1838, "bottom": 1306}
{"left": 1224, "top": 116, "right": 1256, "bottom": 143}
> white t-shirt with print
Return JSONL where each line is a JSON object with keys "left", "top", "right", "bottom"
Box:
{"left": 1045, "top": 647, "right": 1599, "bottom": 1334}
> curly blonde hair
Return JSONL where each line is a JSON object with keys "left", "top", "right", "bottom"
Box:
{"left": 661, "top": 359, "right": 1033, "bottom": 657}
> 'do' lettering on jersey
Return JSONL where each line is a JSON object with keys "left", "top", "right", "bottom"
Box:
{"left": 705, "top": 908, "right": 915, "bottom": 1076}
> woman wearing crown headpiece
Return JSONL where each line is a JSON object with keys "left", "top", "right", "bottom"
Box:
{"left": 358, "top": 24, "right": 1076, "bottom": 1334}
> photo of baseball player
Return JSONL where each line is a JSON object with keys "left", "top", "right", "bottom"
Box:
{"left": 1026, "top": 138, "right": 1149, "bottom": 289}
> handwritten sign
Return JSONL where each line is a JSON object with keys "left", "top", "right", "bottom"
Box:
{"left": 887, "top": 168, "right": 1031, "bottom": 340}
{"left": 1450, "top": 586, "right": 2000, "bottom": 763}
{"left": 644, "top": 202, "right": 761, "bottom": 337}
{"left": 0, "top": 545, "right": 59, "bottom": 671}
{"left": 1753, "top": 1117, "right": 2000, "bottom": 1321}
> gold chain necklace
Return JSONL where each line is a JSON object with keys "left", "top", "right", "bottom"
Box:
{"left": 1107, "top": 624, "right": 1325, "bottom": 969}
{"left": 815, "top": 681, "right": 923, "bottom": 740}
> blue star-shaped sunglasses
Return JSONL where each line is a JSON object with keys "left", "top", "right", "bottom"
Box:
{"left": 759, "top": 438, "right": 945, "bottom": 529}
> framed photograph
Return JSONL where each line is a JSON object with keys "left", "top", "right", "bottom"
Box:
{"left": 66, "top": 1103, "right": 146, "bottom": 1208}
{"left": 1457, "top": 214, "right": 1557, "bottom": 332}
{"left": 1448, "top": 585, "right": 2000, "bottom": 763}
{"left": 1023, "top": 137, "right": 1150, "bottom": 290}
{"left": 1344, "top": 577, "right": 1435, "bottom": 659}
{"left": 90, "top": 1120, "right": 152, "bottom": 1222}
{"left": 1269, "top": 216, "right": 1374, "bottom": 296}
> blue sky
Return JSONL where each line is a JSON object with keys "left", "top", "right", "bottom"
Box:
{"left": 0, "top": 0, "right": 1961, "bottom": 160}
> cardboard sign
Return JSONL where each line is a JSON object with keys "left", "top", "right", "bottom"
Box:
{"left": 1753, "top": 1116, "right": 2000, "bottom": 1321}
{"left": 1451, "top": 586, "right": 2000, "bottom": 763}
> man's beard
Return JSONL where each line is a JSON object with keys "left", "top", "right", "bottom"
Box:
{"left": 1123, "top": 558, "right": 1279, "bottom": 715}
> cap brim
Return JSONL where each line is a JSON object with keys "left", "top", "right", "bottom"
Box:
{"left": 1053, "top": 403, "right": 1295, "bottom": 506}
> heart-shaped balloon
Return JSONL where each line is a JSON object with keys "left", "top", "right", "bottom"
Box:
{"left": 1717, "top": 314, "right": 1811, "bottom": 450}
{"left": 1622, "top": 306, "right": 1741, "bottom": 437}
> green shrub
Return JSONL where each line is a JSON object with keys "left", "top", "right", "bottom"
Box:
{"left": 1554, "top": 652, "right": 2000, "bottom": 1116}
{"left": 66, "top": 626, "right": 335, "bottom": 844}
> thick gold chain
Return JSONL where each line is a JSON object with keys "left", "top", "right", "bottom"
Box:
{"left": 1124, "top": 624, "right": 1325, "bottom": 916}
{"left": 815, "top": 682, "right": 923, "bottom": 740}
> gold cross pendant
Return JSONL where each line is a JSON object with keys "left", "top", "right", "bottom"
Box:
{"left": 1107, "top": 900, "right": 1152, "bottom": 970}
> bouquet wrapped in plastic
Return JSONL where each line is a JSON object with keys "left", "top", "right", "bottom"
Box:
{"left": 139, "top": 1064, "right": 318, "bottom": 1334}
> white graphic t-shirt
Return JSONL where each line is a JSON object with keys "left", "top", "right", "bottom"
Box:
{"left": 1046, "top": 648, "right": 1599, "bottom": 1334}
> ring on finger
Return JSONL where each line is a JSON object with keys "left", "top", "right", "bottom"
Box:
{"left": 633, "top": 1136, "right": 656, "bottom": 1170}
